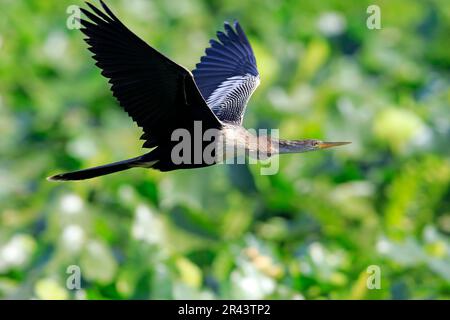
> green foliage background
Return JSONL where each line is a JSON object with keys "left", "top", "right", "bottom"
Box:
{"left": 0, "top": 0, "right": 449, "bottom": 299}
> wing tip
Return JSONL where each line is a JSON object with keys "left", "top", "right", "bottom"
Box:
{"left": 47, "top": 174, "right": 66, "bottom": 182}
{"left": 82, "top": 0, "right": 119, "bottom": 25}
{"left": 224, "top": 19, "right": 240, "bottom": 29}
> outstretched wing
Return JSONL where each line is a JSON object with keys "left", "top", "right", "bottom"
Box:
{"left": 80, "top": 1, "right": 222, "bottom": 149}
{"left": 193, "top": 21, "right": 260, "bottom": 125}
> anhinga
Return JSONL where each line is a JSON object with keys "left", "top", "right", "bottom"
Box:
{"left": 48, "top": 0, "right": 350, "bottom": 181}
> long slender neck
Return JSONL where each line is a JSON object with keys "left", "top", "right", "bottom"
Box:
{"left": 221, "top": 125, "right": 312, "bottom": 156}
{"left": 275, "top": 139, "right": 312, "bottom": 154}
{"left": 253, "top": 136, "right": 312, "bottom": 155}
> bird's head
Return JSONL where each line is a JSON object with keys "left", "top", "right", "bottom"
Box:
{"left": 278, "top": 139, "right": 351, "bottom": 154}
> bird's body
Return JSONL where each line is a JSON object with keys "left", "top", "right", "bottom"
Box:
{"left": 48, "top": 1, "right": 349, "bottom": 181}
{"left": 217, "top": 124, "right": 271, "bottom": 162}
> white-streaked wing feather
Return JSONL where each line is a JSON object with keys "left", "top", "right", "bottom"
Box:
{"left": 193, "top": 21, "right": 259, "bottom": 124}
{"left": 207, "top": 74, "right": 260, "bottom": 124}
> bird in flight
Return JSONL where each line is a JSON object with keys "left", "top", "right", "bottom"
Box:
{"left": 48, "top": 0, "right": 350, "bottom": 181}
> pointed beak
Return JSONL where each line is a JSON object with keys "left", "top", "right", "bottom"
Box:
{"left": 317, "top": 141, "right": 351, "bottom": 149}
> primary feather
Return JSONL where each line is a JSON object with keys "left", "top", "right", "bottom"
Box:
{"left": 193, "top": 21, "right": 260, "bottom": 125}
{"left": 79, "top": 0, "right": 222, "bottom": 150}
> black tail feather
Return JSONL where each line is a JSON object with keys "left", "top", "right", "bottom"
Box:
{"left": 47, "top": 156, "right": 148, "bottom": 181}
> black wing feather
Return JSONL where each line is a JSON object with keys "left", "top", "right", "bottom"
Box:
{"left": 80, "top": 1, "right": 222, "bottom": 148}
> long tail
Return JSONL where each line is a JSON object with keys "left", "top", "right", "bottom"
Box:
{"left": 47, "top": 155, "right": 155, "bottom": 181}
